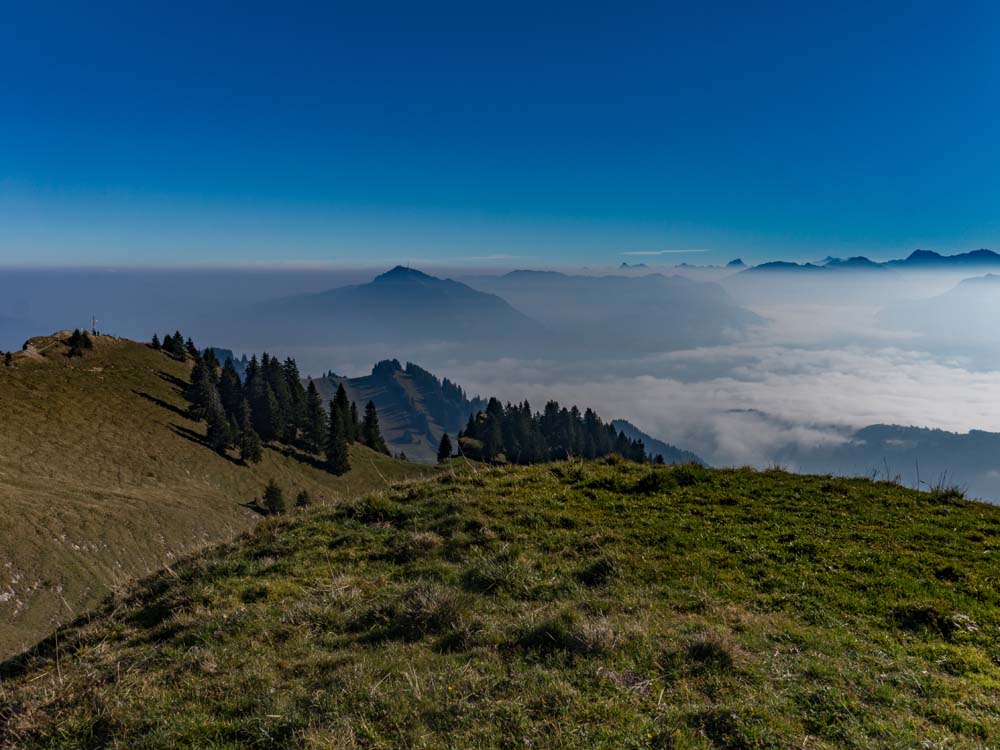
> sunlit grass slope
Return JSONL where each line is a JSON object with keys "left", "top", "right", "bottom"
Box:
{"left": 3, "top": 460, "right": 999, "bottom": 748}
{"left": 0, "top": 333, "right": 433, "bottom": 658}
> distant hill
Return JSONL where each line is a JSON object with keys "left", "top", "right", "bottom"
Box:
{"left": 258, "top": 266, "right": 546, "bottom": 354}
{"left": 6, "top": 462, "right": 1000, "bottom": 747}
{"left": 877, "top": 273, "right": 1000, "bottom": 350}
{"left": 0, "top": 332, "right": 433, "bottom": 659}
{"left": 776, "top": 422, "right": 1000, "bottom": 501}
{"left": 463, "top": 270, "right": 762, "bottom": 355}
{"left": 610, "top": 419, "right": 706, "bottom": 465}
{"left": 312, "top": 360, "right": 486, "bottom": 463}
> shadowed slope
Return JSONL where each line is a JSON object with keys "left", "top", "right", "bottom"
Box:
{"left": 0, "top": 333, "right": 433, "bottom": 658}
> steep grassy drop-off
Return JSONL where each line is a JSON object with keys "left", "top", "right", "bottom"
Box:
{"left": 0, "top": 333, "right": 433, "bottom": 658}
{"left": 2, "top": 461, "right": 999, "bottom": 748}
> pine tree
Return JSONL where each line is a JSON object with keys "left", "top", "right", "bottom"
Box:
{"left": 326, "top": 400, "right": 351, "bottom": 475}
{"left": 304, "top": 380, "right": 327, "bottom": 453}
{"left": 184, "top": 337, "right": 199, "bottom": 359}
{"left": 67, "top": 329, "right": 86, "bottom": 357}
{"left": 163, "top": 332, "right": 185, "bottom": 358}
{"left": 206, "top": 397, "right": 231, "bottom": 455}
{"left": 150, "top": 333, "right": 161, "bottom": 350}
{"left": 217, "top": 359, "right": 243, "bottom": 421}
{"left": 186, "top": 358, "right": 219, "bottom": 420}
{"left": 283, "top": 358, "right": 307, "bottom": 442}
{"left": 262, "top": 480, "right": 285, "bottom": 515}
{"left": 437, "top": 433, "right": 453, "bottom": 463}
{"left": 240, "top": 402, "right": 264, "bottom": 464}
{"left": 361, "top": 400, "right": 389, "bottom": 454}
{"left": 3, "top": 351, "right": 11, "bottom": 368}
{"left": 350, "top": 401, "right": 360, "bottom": 441}
{"left": 332, "top": 384, "right": 352, "bottom": 442}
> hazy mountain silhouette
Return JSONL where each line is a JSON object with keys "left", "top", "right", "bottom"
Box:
{"left": 463, "top": 270, "right": 762, "bottom": 355}
{"left": 610, "top": 419, "right": 706, "bottom": 465}
{"left": 258, "top": 266, "right": 546, "bottom": 352}
{"left": 877, "top": 273, "right": 1000, "bottom": 350}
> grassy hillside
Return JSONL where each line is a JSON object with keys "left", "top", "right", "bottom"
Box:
{"left": 3, "top": 460, "right": 999, "bottom": 748}
{"left": 0, "top": 333, "right": 433, "bottom": 659}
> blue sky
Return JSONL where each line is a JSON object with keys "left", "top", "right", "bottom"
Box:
{"left": 1, "top": 1, "right": 997, "bottom": 267}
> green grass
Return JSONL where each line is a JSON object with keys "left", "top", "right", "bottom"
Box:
{"left": 3, "top": 458, "right": 999, "bottom": 748}
{"left": 0, "top": 333, "right": 434, "bottom": 659}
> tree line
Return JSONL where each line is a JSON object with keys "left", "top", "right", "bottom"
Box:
{"left": 450, "top": 397, "right": 663, "bottom": 465}
{"left": 154, "top": 332, "right": 388, "bottom": 475}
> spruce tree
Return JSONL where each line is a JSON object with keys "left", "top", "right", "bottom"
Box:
{"left": 332, "top": 384, "right": 352, "bottom": 442}
{"left": 206, "top": 398, "right": 231, "bottom": 455}
{"left": 217, "top": 359, "right": 243, "bottom": 421}
{"left": 350, "top": 401, "right": 360, "bottom": 441}
{"left": 361, "top": 400, "right": 389, "bottom": 454}
{"left": 295, "top": 489, "right": 312, "bottom": 508}
{"left": 184, "top": 337, "right": 199, "bottom": 359}
{"left": 326, "top": 400, "right": 351, "bottom": 475}
{"left": 239, "top": 416, "right": 263, "bottom": 465}
{"left": 437, "top": 433, "right": 453, "bottom": 463}
{"left": 304, "top": 380, "right": 327, "bottom": 453}
{"left": 3, "top": 351, "right": 11, "bottom": 368}
{"left": 262, "top": 480, "right": 285, "bottom": 515}
{"left": 150, "top": 333, "right": 161, "bottom": 350}
{"left": 67, "top": 329, "right": 85, "bottom": 357}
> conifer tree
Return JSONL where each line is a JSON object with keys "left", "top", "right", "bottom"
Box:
{"left": 150, "top": 333, "right": 161, "bottom": 350}
{"left": 262, "top": 479, "right": 285, "bottom": 515}
{"left": 304, "top": 380, "right": 327, "bottom": 453}
{"left": 217, "top": 359, "right": 243, "bottom": 421}
{"left": 437, "top": 433, "right": 453, "bottom": 463}
{"left": 205, "top": 396, "right": 231, "bottom": 455}
{"left": 350, "top": 401, "right": 360, "bottom": 440}
{"left": 326, "top": 400, "right": 351, "bottom": 475}
{"left": 295, "top": 489, "right": 312, "bottom": 508}
{"left": 361, "top": 400, "right": 389, "bottom": 454}
{"left": 3, "top": 351, "right": 11, "bottom": 368}
{"left": 332, "top": 383, "right": 352, "bottom": 442}
{"left": 67, "top": 329, "right": 86, "bottom": 357}
{"left": 184, "top": 337, "right": 199, "bottom": 359}
{"left": 283, "top": 358, "right": 307, "bottom": 441}
{"left": 239, "top": 410, "right": 263, "bottom": 465}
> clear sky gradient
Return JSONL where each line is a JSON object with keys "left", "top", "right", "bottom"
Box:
{"left": 1, "top": 1, "right": 997, "bottom": 267}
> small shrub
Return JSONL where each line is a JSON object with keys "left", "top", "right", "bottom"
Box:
{"left": 262, "top": 480, "right": 285, "bottom": 515}
{"left": 295, "top": 489, "right": 312, "bottom": 509}
{"left": 385, "top": 531, "right": 443, "bottom": 563}
{"left": 684, "top": 631, "right": 736, "bottom": 674}
{"left": 631, "top": 469, "right": 675, "bottom": 494}
{"left": 338, "top": 494, "right": 409, "bottom": 526}
{"left": 672, "top": 463, "right": 709, "bottom": 487}
{"left": 462, "top": 545, "right": 533, "bottom": 597}
{"left": 575, "top": 555, "right": 617, "bottom": 587}
{"left": 351, "top": 584, "right": 469, "bottom": 642}
{"left": 517, "top": 610, "right": 614, "bottom": 656}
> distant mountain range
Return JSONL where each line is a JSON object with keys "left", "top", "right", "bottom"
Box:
{"left": 737, "top": 249, "right": 1000, "bottom": 274}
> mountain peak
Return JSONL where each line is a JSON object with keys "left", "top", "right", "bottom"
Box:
{"left": 373, "top": 265, "right": 436, "bottom": 283}
{"left": 726, "top": 258, "right": 746, "bottom": 268}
